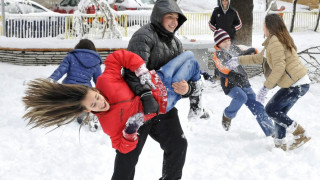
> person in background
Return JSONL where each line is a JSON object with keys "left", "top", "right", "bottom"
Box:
{"left": 209, "top": 0, "right": 242, "bottom": 42}
{"left": 231, "top": 14, "right": 311, "bottom": 151}
{"left": 213, "top": 28, "right": 274, "bottom": 136}
{"left": 48, "top": 39, "right": 102, "bottom": 132}
{"left": 267, "top": 0, "right": 285, "bottom": 17}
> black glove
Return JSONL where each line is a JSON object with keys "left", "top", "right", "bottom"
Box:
{"left": 201, "top": 71, "right": 214, "bottom": 82}
{"left": 242, "top": 48, "right": 257, "bottom": 55}
{"left": 228, "top": 70, "right": 246, "bottom": 87}
{"left": 140, "top": 91, "right": 159, "bottom": 114}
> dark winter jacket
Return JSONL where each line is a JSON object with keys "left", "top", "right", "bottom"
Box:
{"left": 213, "top": 44, "right": 257, "bottom": 94}
{"left": 123, "top": 0, "right": 187, "bottom": 96}
{"left": 209, "top": 0, "right": 242, "bottom": 40}
{"left": 95, "top": 50, "right": 167, "bottom": 154}
{"left": 49, "top": 49, "right": 102, "bottom": 87}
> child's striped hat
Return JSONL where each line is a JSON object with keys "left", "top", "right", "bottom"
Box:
{"left": 214, "top": 29, "right": 230, "bottom": 46}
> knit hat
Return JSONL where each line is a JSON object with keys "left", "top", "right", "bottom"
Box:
{"left": 214, "top": 29, "right": 230, "bottom": 46}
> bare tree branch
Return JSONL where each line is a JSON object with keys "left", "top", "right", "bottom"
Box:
{"left": 298, "top": 46, "right": 320, "bottom": 83}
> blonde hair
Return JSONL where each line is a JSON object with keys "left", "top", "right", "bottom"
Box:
{"left": 265, "top": 14, "right": 297, "bottom": 52}
{"left": 22, "top": 79, "right": 94, "bottom": 129}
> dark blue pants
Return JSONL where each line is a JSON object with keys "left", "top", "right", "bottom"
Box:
{"left": 265, "top": 84, "right": 309, "bottom": 139}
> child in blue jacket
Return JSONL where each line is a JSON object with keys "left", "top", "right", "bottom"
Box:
{"left": 49, "top": 39, "right": 102, "bottom": 131}
{"left": 212, "top": 29, "right": 274, "bottom": 136}
{"left": 49, "top": 39, "right": 102, "bottom": 87}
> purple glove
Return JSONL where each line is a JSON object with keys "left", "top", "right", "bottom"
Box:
{"left": 225, "top": 57, "right": 239, "bottom": 69}
{"left": 124, "top": 113, "right": 144, "bottom": 134}
{"left": 135, "top": 64, "right": 156, "bottom": 90}
{"left": 256, "top": 86, "right": 269, "bottom": 104}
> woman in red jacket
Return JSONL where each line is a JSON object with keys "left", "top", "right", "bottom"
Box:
{"left": 23, "top": 49, "right": 202, "bottom": 154}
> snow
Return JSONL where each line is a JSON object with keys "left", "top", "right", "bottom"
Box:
{"left": 1, "top": 0, "right": 320, "bottom": 180}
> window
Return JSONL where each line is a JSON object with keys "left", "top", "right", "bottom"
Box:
{"left": 140, "top": 0, "right": 155, "bottom": 4}
{"left": 1, "top": 2, "right": 21, "bottom": 14}
{"left": 115, "top": 0, "right": 125, "bottom": 3}
{"left": 18, "top": 2, "right": 46, "bottom": 14}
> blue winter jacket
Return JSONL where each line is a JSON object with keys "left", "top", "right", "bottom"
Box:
{"left": 49, "top": 49, "right": 102, "bottom": 87}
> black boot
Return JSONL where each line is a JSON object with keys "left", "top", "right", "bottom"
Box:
{"left": 188, "top": 80, "right": 210, "bottom": 120}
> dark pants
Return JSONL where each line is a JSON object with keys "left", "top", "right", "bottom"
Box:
{"left": 265, "top": 84, "right": 309, "bottom": 139}
{"left": 112, "top": 107, "right": 188, "bottom": 180}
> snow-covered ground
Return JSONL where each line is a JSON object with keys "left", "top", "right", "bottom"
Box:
{"left": 1, "top": 0, "right": 320, "bottom": 180}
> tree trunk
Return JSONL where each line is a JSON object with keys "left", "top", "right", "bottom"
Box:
{"left": 315, "top": 1, "right": 320, "bottom": 31}
{"left": 290, "top": 0, "right": 298, "bottom": 32}
{"left": 231, "top": 0, "right": 254, "bottom": 46}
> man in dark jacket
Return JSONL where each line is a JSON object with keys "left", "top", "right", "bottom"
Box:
{"left": 113, "top": 0, "right": 208, "bottom": 179}
{"left": 209, "top": 0, "right": 242, "bottom": 41}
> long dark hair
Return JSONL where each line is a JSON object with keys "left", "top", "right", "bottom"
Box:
{"left": 265, "top": 14, "right": 297, "bottom": 52}
{"left": 22, "top": 79, "right": 94, "bottom": 129}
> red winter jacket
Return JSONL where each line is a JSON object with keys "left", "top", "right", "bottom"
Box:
{"left": 94, "top": 50, "right": 166, "bottom": 154}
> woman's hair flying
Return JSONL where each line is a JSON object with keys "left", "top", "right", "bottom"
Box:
{"left": 265, "top": 14, "right": 297, "bottom": 52}
{"left": 22, "top": 79, "right": 93, "bottom": 129}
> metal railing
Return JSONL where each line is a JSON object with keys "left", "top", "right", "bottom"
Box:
{"left": 253, "top": 11, "right": 320, "bottom": 33}
{"left": 0, "top": 11, "right": 319, "bottom": 39}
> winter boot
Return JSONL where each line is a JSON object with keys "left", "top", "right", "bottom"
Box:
{"left": 88, "top": 114, "right": 99, "bottom": 132}
{"left": 287, "top": 122, "right": 311, "bottom": 150}
{"left": 222, "top": 113, "right": 232, "bottom": 131}
{"left": 188, "top": 80, "right": 210, "bottom": 120}
{"left": 274, "top": 138, "right": 287, "bottom": 151}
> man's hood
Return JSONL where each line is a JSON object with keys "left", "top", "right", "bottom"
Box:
{"left": 150, "top": 0, "right": 187, "bottom": 33}
{"left": 218, "top": 0, "right": 231, "bottom": 12}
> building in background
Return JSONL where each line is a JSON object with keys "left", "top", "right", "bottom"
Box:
{"left": 282, "top": 0, "right": 318, "bottom": 9}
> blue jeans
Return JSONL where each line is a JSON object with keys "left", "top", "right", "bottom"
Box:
{"left": 224, "top": 87, "right": 274, "bottom": 136}
{"left": 265, "top": 84, "right": 309, "bottom": 139}
{"left": 156, "top": 51, "right": 201, "bottom": 112}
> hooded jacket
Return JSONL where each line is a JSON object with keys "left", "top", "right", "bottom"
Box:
{"left": 49, "top": 49, "right": 102, "bottom": 87}
{"left": 238, "top": 35, "right": 308, "bottom": 89}
{"left": 209, "top": 0, "right": 242, "bottom": 40}
{"left": 123, "top": 0, "right": 187, "bottom": 96}
{"left": 95, "top": 50, "right": 167, "bottom": 154}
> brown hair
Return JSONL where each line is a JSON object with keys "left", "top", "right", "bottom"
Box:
{"left": 22, "top": 79, "right": 94, "bottom": 129}
{"left": 74, "top": 39, "right": 96, "bottom": 51}
{"left": 265, "top": 14, "right": 297, "bottom": 52}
